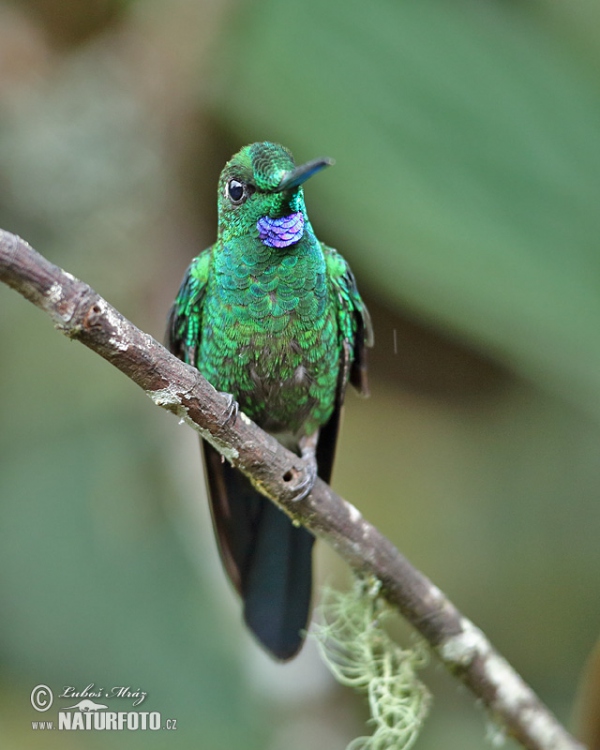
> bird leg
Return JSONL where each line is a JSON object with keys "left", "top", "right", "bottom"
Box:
{"left": 286, "top": 431, "right": 319, "bottom": 502}
{"left": 218, "top": 391, "right": 239, "bottom": 427}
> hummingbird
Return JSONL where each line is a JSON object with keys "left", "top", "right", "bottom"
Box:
{"left": 167, "top": 142, "right": 372, "bottom": 660}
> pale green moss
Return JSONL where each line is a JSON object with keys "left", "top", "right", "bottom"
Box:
{"left": 313, "top": 580, "right": 431, "bottom": 750}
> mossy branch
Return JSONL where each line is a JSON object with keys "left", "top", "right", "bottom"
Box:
{"left": 0, "top": 228, "right": 584, "bottom": 750}
{"left": 314, "top": 582, "right": 432, "bottom": 750}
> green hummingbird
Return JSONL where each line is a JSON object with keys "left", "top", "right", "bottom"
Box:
{"left": 167, "top": 142, "right": 372, "bottom": 660}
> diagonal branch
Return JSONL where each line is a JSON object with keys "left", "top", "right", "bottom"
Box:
{"left": 0, "top": 228, "right": 584, "bottom": 750}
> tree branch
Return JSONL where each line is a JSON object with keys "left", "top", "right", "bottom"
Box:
{"left": 0, "top": 228, "right": 584, "bottom": 750}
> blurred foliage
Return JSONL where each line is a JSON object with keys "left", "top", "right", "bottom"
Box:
{"left": 5, "top": 0, "right": 131, "bottom": 49}
{"left": 1, "top": 0, "right": 600, "bottom": 749}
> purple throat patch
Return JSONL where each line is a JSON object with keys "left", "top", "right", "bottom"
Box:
{"left": 257, "top": 211, "right": 304, "bottom": 248}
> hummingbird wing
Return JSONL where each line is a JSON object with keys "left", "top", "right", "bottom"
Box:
{"left": 166, "top": 249, "right": 212, "bottom": 368}
{"left": 316, "top": 245, "right": 374, "bottom": 483}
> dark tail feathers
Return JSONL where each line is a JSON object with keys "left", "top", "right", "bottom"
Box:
{"left": 202, "top": 442, "right": 314, "bottom": 660}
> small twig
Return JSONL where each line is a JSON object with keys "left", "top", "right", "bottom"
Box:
{"left": 0, "top": 229, "right": 584, "bottom": 750}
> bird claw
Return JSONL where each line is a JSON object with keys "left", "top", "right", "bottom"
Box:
{"left": 219, "top": 392, "right": 239, "bottom": 426}
{"left": 285, "top": 431, "right": 319, "bottom": 502}
{"left": 287, "top": 460, "right": 317, "bottom": 502}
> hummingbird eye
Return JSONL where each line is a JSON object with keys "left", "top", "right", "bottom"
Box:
{"left": 227, "top": 179, "right": 245, "bottom": 205}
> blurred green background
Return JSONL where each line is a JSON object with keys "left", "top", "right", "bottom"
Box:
{"left": 1, "top": 0, "right": 600, "bottom": 748}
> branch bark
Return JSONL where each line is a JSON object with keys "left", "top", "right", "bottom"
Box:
{"left": 0, "top": 228, "right": 584, "bottom": 750}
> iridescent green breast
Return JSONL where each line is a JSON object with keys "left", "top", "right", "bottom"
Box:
{"left": 197, "top": 236, "right": 340, "bottom": 436}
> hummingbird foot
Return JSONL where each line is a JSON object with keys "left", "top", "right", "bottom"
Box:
{"left": 285, "top": 432, "right": 318, "bottom": 502}
{"left": 218, "top": 392, "right": 239, "bottom": 426}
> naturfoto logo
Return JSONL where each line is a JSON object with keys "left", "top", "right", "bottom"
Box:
{"left": 30, "top": 683, "right": 177, "bottom": 732}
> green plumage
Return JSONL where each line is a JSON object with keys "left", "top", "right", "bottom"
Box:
{"left": 168, "top": 142, "right": 372, "bottom": 660}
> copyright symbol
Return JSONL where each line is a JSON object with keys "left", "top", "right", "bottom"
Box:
{"left": 31, "top": 684, "right": 53, "bottom": 712}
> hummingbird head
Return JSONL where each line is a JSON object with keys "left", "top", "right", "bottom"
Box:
{"left": 217, "top": 142, "right": 333, "bottom": 247}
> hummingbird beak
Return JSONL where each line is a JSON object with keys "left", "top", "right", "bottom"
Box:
{"left": 276, "top": 157, "right": 334, "bottom": 191}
